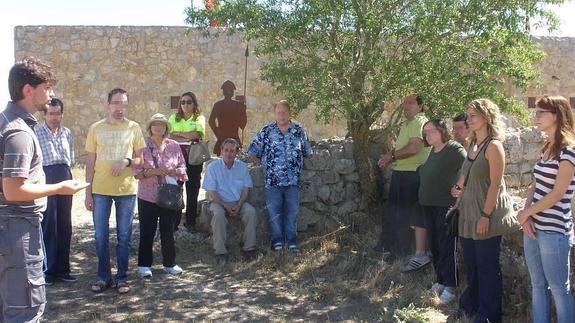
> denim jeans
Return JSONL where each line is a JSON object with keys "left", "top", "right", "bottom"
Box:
{"left": 524, "top": 230, "right": 575, "bottom": 323}
{"left": 92, "top": 194, "right": 136, "bottom": 283}
{"left": 265, "top": 185, "right": 300, "bottom": 247}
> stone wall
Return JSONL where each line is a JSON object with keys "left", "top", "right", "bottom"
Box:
{"left": 13, "top": 26, "right": 575, "bottom": 163}
{"left": 14, "top": 26, "right": 348, "bottom": 162}
{"left": 503, "top": 126, "right": 546, "bottom": 188}
{"left": 196, "top": 138, "right": 365, "bottom": 234}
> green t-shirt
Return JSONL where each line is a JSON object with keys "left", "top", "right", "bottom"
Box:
{"left": 393, "top": 113, "right": 431, "bottom": 171}
{"left": 168, "top": 114, "right": 206, "bottom": 137}
{"left": 418, "top": 141, "right": 466, "bottom": 207}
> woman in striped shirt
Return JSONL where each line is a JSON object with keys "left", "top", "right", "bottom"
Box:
{"left": 518, "top": 96, "right": 575, "bottom": 323}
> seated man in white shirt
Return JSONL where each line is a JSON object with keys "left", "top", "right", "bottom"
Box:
{"left": 202, "top": 138, "right": 257, "bottom": 262}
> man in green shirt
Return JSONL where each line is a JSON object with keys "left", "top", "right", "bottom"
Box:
{"left": 376, "top": 94, "right": 430, "bottom": 267}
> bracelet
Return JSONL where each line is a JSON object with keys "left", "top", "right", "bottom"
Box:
{"left": 391, "top": 150, "right": 396, "bottom": 162}
{"left": 125, "top": 157, "right": 132, "bottom": 167}
{"left": 480, "top": 211, "right": 491, "bottom": 219}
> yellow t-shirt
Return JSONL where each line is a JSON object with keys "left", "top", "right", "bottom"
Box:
{"left": 393, "top": 113, "right": 431, "bottom": 171}
{"left": 85, "top": 119, "right": 146, "bottom": 196}
{"left": 168, "top": 114, "right": 206, "bottom": 137}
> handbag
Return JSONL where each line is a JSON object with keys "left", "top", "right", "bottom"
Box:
{"left": 445, "top": 138, "right": 491, "bottom": 238}
{"left": 188, "top": 140, "right": 210, "bottom": 165}
{"left": 148, "top": 143, "right": 184, "bottom": 211}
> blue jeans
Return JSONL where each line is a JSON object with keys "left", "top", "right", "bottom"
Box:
{"left": 524, "top": 230, "right": 575, "bottom": 323}
{"left": 92, "top": 194, "right": 136, "bottom": 283}
{"left": 459, "top": 236, "right": 502, "bottom": 323}
{"left": 265, "top": 186, "right": 300, "bottom": 247}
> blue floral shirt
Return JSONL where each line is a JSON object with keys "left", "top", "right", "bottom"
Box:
{"left": 248, "top": 121, "right": 312, "bottom": 188}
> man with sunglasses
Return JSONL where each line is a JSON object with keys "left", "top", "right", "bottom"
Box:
{"left": 35, "top": 98, "right": 76, "bottom": 286}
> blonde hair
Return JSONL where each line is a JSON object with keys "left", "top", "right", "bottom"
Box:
{"left": 467, "top": 98, "right": 505, "bottom": 143}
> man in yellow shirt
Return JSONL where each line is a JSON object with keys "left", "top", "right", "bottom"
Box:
{"left": 376, "top": 94, "right": 430, "bottom": 269}
{"left": 84, "top": 88, "right": 145, "bottom": 294}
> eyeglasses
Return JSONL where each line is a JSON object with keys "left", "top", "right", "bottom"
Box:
{"left": 180, "top": 100, "right": 194, "bottom": 105}
{"left": 110, "top": 100, "right": 128, "bottom": 106}
{"left": 534, "top": 110, "right": 554, "bottom": 118}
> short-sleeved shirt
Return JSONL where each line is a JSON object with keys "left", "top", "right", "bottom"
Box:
{"left": 247, "top": 121, "right": 312, "bottom": 188}
{"left": 168, "top": 114, "right": 206, "bottom": 137}
{"left": 531, "top": 147, "right": 575, "bottom": 236}
{"left": 393, "top": 113, "right": 430, "bottom": 171}
{"left": 35, "top": 123, "right": 75, "bottom": 167}
{"left": 85, "top": 119, "right": 146, "bottom": 196}
{"left": 0, "top": 102, "right": 47, "bottom": 218}
{"left": 202, "top": 158, "right": 253, "bottom": 204}
{"left": 134, "top": 138, "right": 188, "bottom": 204}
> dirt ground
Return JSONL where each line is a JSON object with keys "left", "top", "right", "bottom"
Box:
{"left": 41, "top": 169, "right": 458, "bottom": 322}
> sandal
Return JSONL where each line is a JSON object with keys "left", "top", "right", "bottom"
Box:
{"left": 91, "top": 280, "right": 113, "bottom": 293}
{"left": 116, "top": 281, "right": 130, "bottom": 294}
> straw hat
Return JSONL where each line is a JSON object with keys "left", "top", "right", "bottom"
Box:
{"left": 146, "top": 113, "right": 171, "bottom": 134}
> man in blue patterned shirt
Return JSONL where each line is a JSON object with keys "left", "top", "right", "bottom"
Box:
{"left": 35, "top": 98, "right": 76, "bottom": 285}
{"left": 248, "top": 100, "right": 312, "bottom": 253}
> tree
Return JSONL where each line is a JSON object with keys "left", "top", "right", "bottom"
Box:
{"left": 185, "top": 0, "right": 561, "bottom": 199}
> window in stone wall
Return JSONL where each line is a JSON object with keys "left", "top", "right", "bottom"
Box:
{"left": 171, "top": 96, "right": 180, "bottom": 110}
{"left": 528, "top": 97, "right": 536, "bottom": 109}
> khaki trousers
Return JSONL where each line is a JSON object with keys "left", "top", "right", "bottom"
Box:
{"left": 209, "top": 202, "right": 257, "bottom": 255}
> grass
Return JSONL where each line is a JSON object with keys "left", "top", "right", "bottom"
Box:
{"left": 42, "top": 166, "right": 533, "bottom": 322}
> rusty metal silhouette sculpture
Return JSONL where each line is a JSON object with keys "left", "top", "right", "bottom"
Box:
{"left": 208, "top": 80, "right": 247, "bottom": 155}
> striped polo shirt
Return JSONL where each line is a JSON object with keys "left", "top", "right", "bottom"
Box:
{"left": 0, "top": 102, "right": 47, "bottom": 219}
{"left": 531, "top": 147, "right": 575, "bottom": 235}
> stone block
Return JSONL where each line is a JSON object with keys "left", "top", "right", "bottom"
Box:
{"left": 313, "top": 201, "right": 329, "bottom": 212}
{"left": 248, "top": 187, "right": 266, "bottom": 208}
{"left": 334, "top": 159, "right": 356, "bottom": 174}
{"left": 321, "top": 170, "right": 340, "bottom": 185}
{"left": 300, "top": 182, "right": 316, "bottom": 203}
{"left": 344, "top": 172, "right": 360, "bottom": 182}
{"left": 328, "top": 144, "right": 345, "bottom": 159}
{"left": 329, "top": 182, "right": 345, "bottom": 205}
{"left": 345, "top": 182, "right": 361, "bottom": 200}
{"left": 504, "top": 174, "right": 520, "bottom": 188}
{"left": 520, "top": 126, "right": 545, "bottom": 144}
{"left": 297, "top": 206, "right": 319, "bottom": 231}
{"left": 504, "top": 132, "right": 522, "bottom": 164}
{"left": 300, "top": 170, "right": 316, "bottom": 182}
{"left": 317, "top": 185, "right": 331, "bottom": 203}
{"left": 523, "top": 143, "right": 542, "bottom": 161}
{"left": 520, "top": 160, "right": 536, "bottom": 173}
{"left": 505, "top": 163, "right": 519, "bottom": 175}
{"left": 249, "top": 166, "right": 265, "bottom": 187}
{"left": 304, "top": 150, "right": 333, "bottom": 171}
{"left": 521, "top": 173, "right": 533, "bottom": 187}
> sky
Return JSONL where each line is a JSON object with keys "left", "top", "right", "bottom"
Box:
{"left": 0, "top": 0, "right": 574, "bottom": 105}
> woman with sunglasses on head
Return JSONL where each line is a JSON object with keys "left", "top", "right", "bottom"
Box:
{"left": 418, "top": 119, "right": 466, "bottom": 305}
{"left": 451, "top": 99, "right": 519, "bottom": 323}
{"left": 517, "top": 96, "right": 575, "bottom": 323}
{"left": 169, "top": 92, "right": 206, "bottom": 232}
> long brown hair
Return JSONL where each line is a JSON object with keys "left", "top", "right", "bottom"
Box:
{"left": 176, "top": 91, "right": 200, "bottom": 122}
{"left": 536, "top": 96, "right": 575, "bottom": 160}
{"left": 467, "top": 98, "right": 505, "bottom": 143}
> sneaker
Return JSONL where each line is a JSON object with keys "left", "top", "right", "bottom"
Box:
{"left": 163, "top": 265, "right": 183, "bottom": 275}
{"left": 272, "top": 243, "right": 283, "bottom": 252}
{"left": 57, "top": 274, "right": 77, "bottom": 282}
{"left": 401, "top": 254, "right": 431, "bottom": 273}
{"left": 45, "top": 275, "right": 55, "bottom": 286}
{"left": 139, "top": 266, "right": 153, "bottom": 278}
{"left": 288, "top": 245, "right": 300, "bottom": 254}
{"left": 429, "top": 283, "right": 444, "bottom": 295}
{"left": 439, "top": 288, "right": 456, "bottom": 305}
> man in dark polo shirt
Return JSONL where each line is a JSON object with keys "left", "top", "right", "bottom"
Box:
{"left": 0, "top": 57, "right": 89, "bottom": 322}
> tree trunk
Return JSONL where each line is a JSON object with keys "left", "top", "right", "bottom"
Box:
{"left": 348, "top": 119, "right": 377, "bottom": 202}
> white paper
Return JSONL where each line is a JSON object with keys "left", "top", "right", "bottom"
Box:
{"left": 165, "top": 176, "right": 178, "bottom": 185}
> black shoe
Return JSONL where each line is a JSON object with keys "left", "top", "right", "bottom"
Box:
{"left": 242, "top": 249, "right": 257, "bottom": 261}
{"left": 215, "top": 254, "right": 228, "bottom": 265}
{"left": 57, "top": 274, "right": 78, "bottom": 282}
{"left": 45, "top": 275, "right": 56, "bottom": 285}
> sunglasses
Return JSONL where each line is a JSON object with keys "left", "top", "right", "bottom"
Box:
{"left": 180, "top": 100, "right": 194, "bottom": 105}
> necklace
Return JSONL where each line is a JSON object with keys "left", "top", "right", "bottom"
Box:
{"left": 472, "top": 136, "right": 490, "bottom": 152}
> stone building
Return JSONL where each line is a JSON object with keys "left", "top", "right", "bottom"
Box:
{"left": 13, "top": 26, "right": 575, "bottom": 162}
